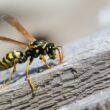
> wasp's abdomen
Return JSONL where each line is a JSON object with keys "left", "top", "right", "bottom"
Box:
{"left": 0, "top": 50, "right": 26, "bottom": 71}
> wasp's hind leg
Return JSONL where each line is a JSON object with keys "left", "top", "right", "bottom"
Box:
{"left": 0, "top": 60, "right": 17, "bottom": 89}
{"left": 26, "top": 57, "right": 36, "bottom": 92}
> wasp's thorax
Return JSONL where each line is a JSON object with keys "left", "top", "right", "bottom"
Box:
{"left": 25, "top": 40, "right": 56, "bottom": 59}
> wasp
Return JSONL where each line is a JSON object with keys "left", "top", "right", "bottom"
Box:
{"left": 0, "top": 15, "right": 64, "bottom": 92}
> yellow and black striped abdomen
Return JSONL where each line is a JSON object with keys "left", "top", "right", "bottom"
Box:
{"left": 0, "top": 53, "right": 13, "bottom": 71}
{"left": 0, "top": 50, "right": 24, "bottom": 71}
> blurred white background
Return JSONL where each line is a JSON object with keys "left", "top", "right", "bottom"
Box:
{"left": 0, "top": 0, "right": 110, "bottom": 57}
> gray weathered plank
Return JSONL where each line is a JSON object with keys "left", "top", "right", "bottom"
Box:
{"left": 1, "top": 29, "right": 110, "bottom": 110}
{"left": 0, "top": 50, "right": 110, "bottom": 110}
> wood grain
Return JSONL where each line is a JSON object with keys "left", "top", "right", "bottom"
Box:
{"left": 1, "top": 29, "right": 110, "bottom": 110}
{"left": 0, "top": 50, "right": 110, "bottom": 110}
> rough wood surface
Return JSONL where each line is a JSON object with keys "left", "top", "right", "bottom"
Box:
{"left": 0, "top": 50, "right": 110, "bottom": 110}
{"left": 1, "top": 29, "right": 110, "bottom": 110}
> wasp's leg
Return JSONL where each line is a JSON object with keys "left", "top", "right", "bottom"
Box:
{"left": 26, "top": 58, "right": 36, "bottom": 92}
{"left": 60, "top": 46, "right": 64, "bottom": 61}
{"left": 40, "top": 55, "right": 51, "bottom": 68}
{"left": 57, "top": 46, "right": 64, "bottom": 64}
{"left": 0, "top": 60, "right": 17, "bottom": 89}
{"left": 55, "top": 49, "right": 62, "bottom": 64}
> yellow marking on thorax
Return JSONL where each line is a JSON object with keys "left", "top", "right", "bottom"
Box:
{"left": 46, "top": 48, "right": 48, "bottom": 52}
{"left": 34, "top": 45, "right": 38, "bottom": 48}
{"left": 36, "top": 49, "right": 39, "bottom": 53}
{"left": 29, "top": 42, "right": 38, "bottom": 48}
{"left": 8, "top": 53, "right": 14, "bottom": 59}
{"left": 42, "top": 42, "right": 48, "bottom": 49}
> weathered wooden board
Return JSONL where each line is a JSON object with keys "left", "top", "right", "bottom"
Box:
{"left": 0, "top": 50, "right": 110, "bottom": 110}
{"left": 1, "top": 29, "right": 110, "bottom": 110}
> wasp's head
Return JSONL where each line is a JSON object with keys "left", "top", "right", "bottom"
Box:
{"left": 46, "top": 43, "right": 64, "bottom": 64}
{"left": 48, "top": 44, "right": 64, "bottom": 64}
{"left": 46, "top": 43, "right": 56, "bottom": 59}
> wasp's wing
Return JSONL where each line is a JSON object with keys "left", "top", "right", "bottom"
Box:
{"left": 2, "top": 15, "right": 36, "bottom": 41}
{"left": 0, "top": 36, "right": 34, "bottom": 48}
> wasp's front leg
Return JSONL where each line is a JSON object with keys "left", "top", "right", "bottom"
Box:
{"left": 55, "top": 46, "right": 64, "bottom": 64}
{"left": 39, "top": 55, "right": 51, "bottom": 69}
